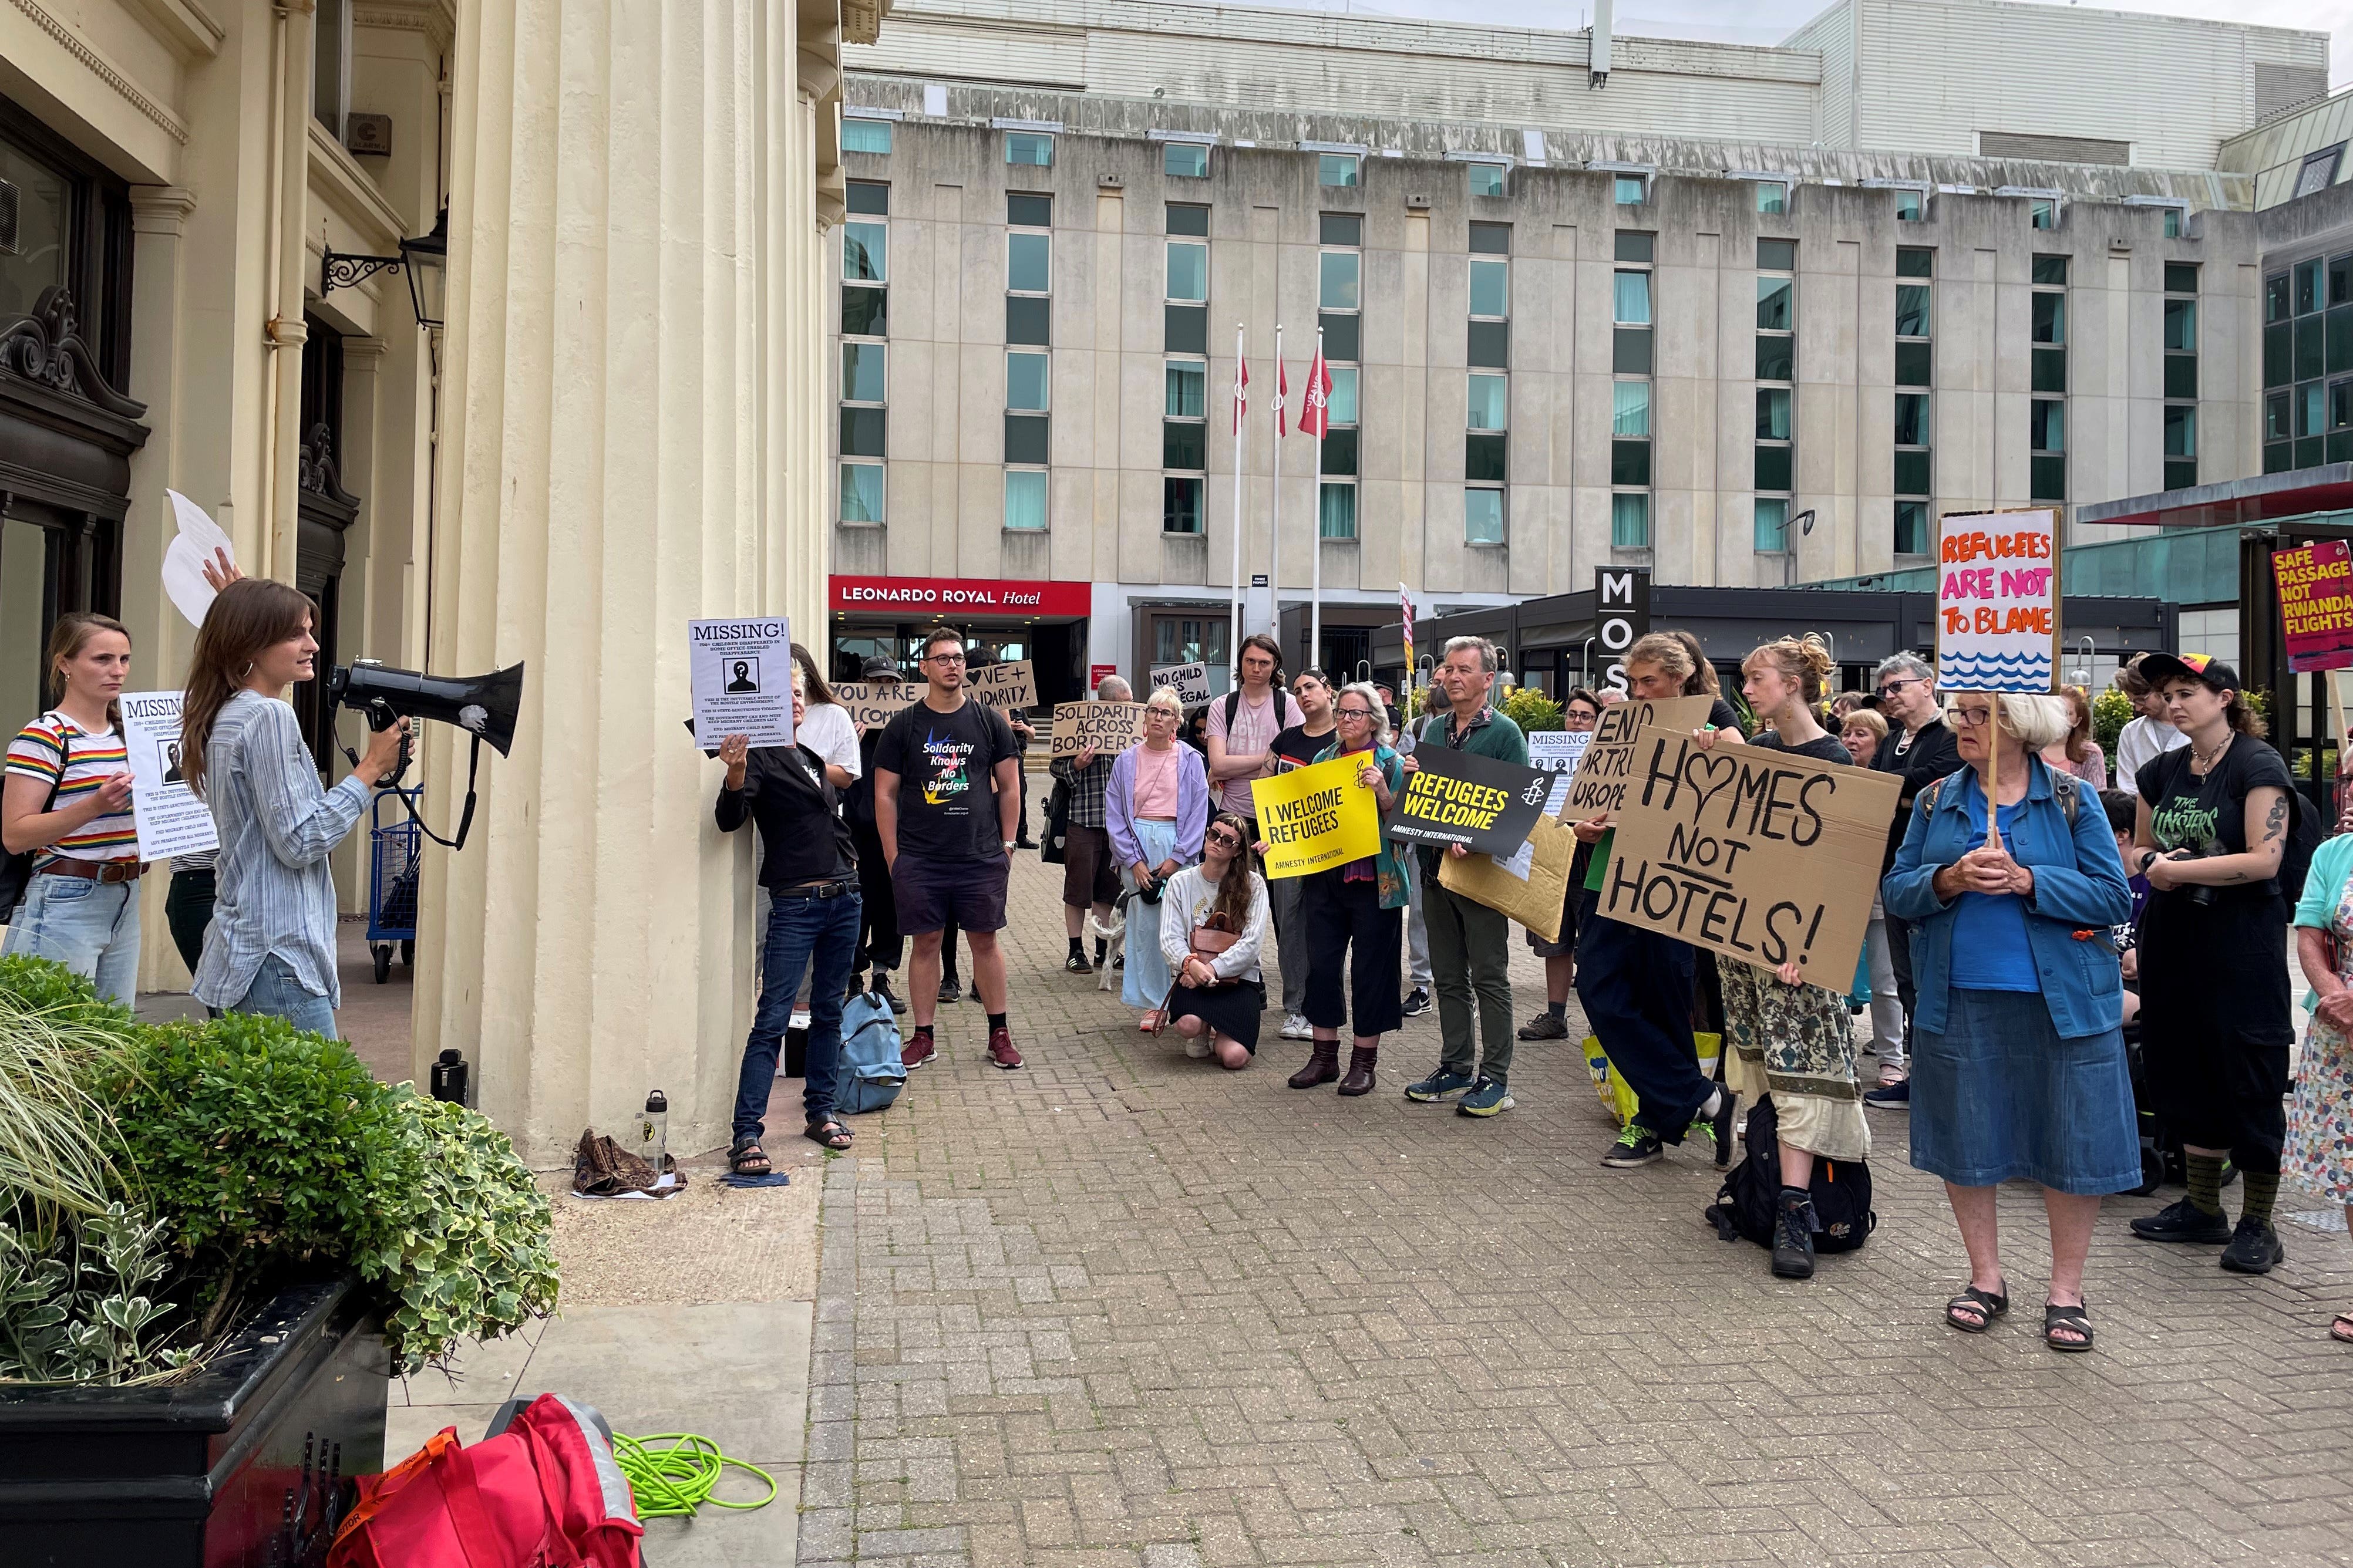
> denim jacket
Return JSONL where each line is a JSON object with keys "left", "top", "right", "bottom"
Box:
{"left": 1882, "top": 757, "right": 2132, "bottom": 1040}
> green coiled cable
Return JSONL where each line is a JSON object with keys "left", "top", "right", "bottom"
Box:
{"left": 610, "top": 1431, "right": 777, "bottom": 1520}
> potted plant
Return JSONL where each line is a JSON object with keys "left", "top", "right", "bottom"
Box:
{"left": 0, "top": 956, "right": 558, "bottom": 1566}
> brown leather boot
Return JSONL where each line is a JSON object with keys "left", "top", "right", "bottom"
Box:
{"left": 1287, "top": 1040, "right": 1340, "bottom": 1090}
{"left": 1337, "top": 1044, "right": 1378, "bottom": 1097}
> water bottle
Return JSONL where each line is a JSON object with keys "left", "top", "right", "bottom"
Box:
{"left": 638, "top": 1090, "right": 669, "bottom": 1172}
{"left": 429, "top": 1048, "right": 470, "bottom": 1106}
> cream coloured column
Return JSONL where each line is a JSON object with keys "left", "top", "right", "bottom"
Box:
{"left": 415, "top": 0, "right": 824, "bottom": 1163}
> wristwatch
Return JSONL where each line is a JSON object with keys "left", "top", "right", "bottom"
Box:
{"left": 1002, "top": 840, "right": 1018, "bottom": 854}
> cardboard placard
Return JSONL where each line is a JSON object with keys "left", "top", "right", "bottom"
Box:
{"left": 1050, "top": 701, "right": 1147, "bottom": 758}
{"left": 1558, "top": 695, "right": 1719, "bottom": 824}
{"left": 966, "top": 659, "right": 1038, "bottom": 711}
{"left": 1149, "top": 661, "right": 1213, "bottom": 706}
{"left": 117, "top": 690, "right": 218, "bottom": 861}
{"left": 1250, "top": 753, "right": 1382, "bottom": 880}
{"left": 1439, "top": 812, "right": 1576, "bottom": 940}
{"left": 1934, "top": 507, "right": 2059, "bottom": 693}
{"left": 832, "top": 680, "right": 924, "bottom": 729}
{"left": 2273, "top": 540, "right": 2353, "bottom": 673}
{"left": 689, "top": 617, "right": 795, "bottom": 747}
{"left": 1390, "top": 745, "right": 1553, "bottom": 855}
{"left": 1600, "top": 727, "right": 1903, "bottom": 983}
{"left": 1528, "top": 729, "right": 1593, "bottom": 818}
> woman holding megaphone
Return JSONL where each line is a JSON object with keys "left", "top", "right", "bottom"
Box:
{"left": 180, "top": 578, "right": 408, "bottom": 1037}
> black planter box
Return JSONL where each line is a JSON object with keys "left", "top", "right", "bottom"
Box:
{"left": 0, "top": 1276, "right": 389, "bottom": 1567}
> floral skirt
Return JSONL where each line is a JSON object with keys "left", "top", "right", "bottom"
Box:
{"left": 2288, "top": 1016, "right": 2353, "bottom": 1205}
{"left": 1720, "top": 956, "right": 1870, "bottom": 1162}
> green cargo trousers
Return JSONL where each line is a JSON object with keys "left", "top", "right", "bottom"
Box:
{"left": 1424, "top": 877, "right": 1515, "bottom": 1083}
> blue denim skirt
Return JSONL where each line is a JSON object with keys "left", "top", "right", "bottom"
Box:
{"left": 1909, "top": 986, "right": 2139, "bottom": 1195}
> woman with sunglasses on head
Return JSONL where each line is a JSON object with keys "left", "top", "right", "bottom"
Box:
{"left": 1270, "top": 682, "right": 1408, "bottom": 1097}
{"left": 1106, "top": 686, "right": 1210, "bottom": 1031}
{"left": 1265, "top": 667, "right": 1338, "bottom": 1041}
{"left": 1157, "top": 811, "right": 1270, "bottom": 1069}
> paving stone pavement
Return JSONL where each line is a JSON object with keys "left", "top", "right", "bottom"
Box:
{"left": 803, "top": 845, "right": 2353, "bottom": 1568}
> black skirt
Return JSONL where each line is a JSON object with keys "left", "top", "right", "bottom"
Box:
{"left": 1165, "top": 978, "right": 1266, "bottom": 1051}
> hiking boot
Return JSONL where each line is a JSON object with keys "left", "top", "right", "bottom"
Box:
{"left": 844, "top": 971, "right": 866, "bottom": 1000}
{"left": 901, "top": 1030, "right": 937, "bottom": 1071}
{"left": 937, "top": 974, "right": 962, "bottom": 1004}
{"left": 1287, "top": 1040, "right": 1340, "bottom": 1089}
{"left": 1401, "top": 987, "right": 1433, "bottom": 1019}
{"left": 1279, "top": 1012, "right": 1314, "bottom": 1041}
{"left": 1704, "top": 1087, "right": 1740, "bottom": 1169}
{"left": 1772, "top": 1188, "right": 1817, "bottom": 1280}
{"left": 1456, "top": 1077, "right": 1514, "bottom": 1117}
{"left": 1600, "top": 1125, "right": 1664, "bottom": 1168}
{"left": 1516, "top": 1010, "right": 1570, "bottom": 1041}
{"left": 869, "top": 973, "right": 907, "bottom": 1016}
{"left": 1403, "top": 1066, "right": 1475, "bottom": 1102}
{"left": 2130, "top": 1198, "right": 2233, "bottom": 1244}
{"left": 1862, "top": 1079, "right": 1910, "bottom": 1108}
{"left": 987, "top": 1027, "right": 1024, "bottom": 1070}
{"left": 1337, "top": 1045, "right": 1379, "bottom": 1097}
{"left": 2219, "top": 1217, "right": 2285, "bottom": 1275}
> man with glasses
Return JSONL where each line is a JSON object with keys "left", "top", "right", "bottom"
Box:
{"left": 1864, "top": 652, "right": 1961, "bottom": 1108}
{"left": 874, "top": 626, "right": 1028, "bottom": 1071}
{"left": 1399, "top": 636, "right": 1530, "bottom": 1118}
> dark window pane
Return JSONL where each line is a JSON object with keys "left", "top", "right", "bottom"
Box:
{"left": 1614, "top": 328, "right": 1652, "bottom": 375}
{"left": 2267, "top": 322, "right": 2293, "bottom": 388}
{"left": 2266, "top": 441, "right": 2294, "bottom": 475}
{"left": 1163, "top": 419, "right": 1206, "bottom": 471}
{"left": 2334, "top": 254, "right": 2353, "bottom": 308}
{"left": 1614, "top": 231, "right": 1654, "bottom": 262}
{"left": 2331, "top": 431, "right": 2353, "bottom": 465}
{"left": 1319, "top": 312, "right": 1361, "bottom": 362}
{"left": 1165, "top": 302, "right": 1207, "bottom": 355}
{"left": 1894, "top": 449, "right": 1931, "bottom": 495}
{"left": 1319, "top": 213, "right": 1362, "bottom": 247}
{"left": 2298, "top": 436, "right": 2325, "bottom": 470}
{"left": 1167, "top": 203, "right": 1209, "bottom": 237}
{"left": 1008, "top": 193, "right": 1052, "bottom": 227}
{"left": 1163, "top": 476, "right": 1203, "bottom": 533}
{"left": 1007, "top": 295, "right": 1050, "bottom": 345}
{"left": 1321, "top": 428, "right": 1359, "bottom": 476}
{"left": 2032, "top": 347, "right": 2066, "bottom": 393}
{"left": 1467, "top": 319, "right": 1510, "bottom": 369}
{"left": 2031, "top": 292, "right": 2064, "bottom": 344}
{"left": 1465, "top": 431, "right": 1507, "bottom": 483}
{"left": 2030, "top": 453, "right": 2065, "bottom": 501}
{"left": 1895, "top": 284, "right": 1930, "bottom": 338}
{"left": 843, "top": 285, "right": 888, "bottom": 336}
{"left": 2164, "top": 355, "right": 2198, "bottom": 399}
{"left": 2165, "top": 458, "right": 2198, "bottom": 490}
{"left": 2335, "top": 378, "right": 2353, "bottom": 430}
{"left": 1758, "top": 238, "right": 1796, "bottom": 271}
{"left": 1754, "top": 444, "right": 1792, "bottom": 491}
{"left": 1611, "top": 438, "right": 1652, "bottom": 487}
{"left": 840, "top": 406, "right": 887, "bottom": 458}
{"left": 1895, "top": 340, "right": 1931, "bottom": 387}
{"left": 2330, "top": 305, "right": 2353, "bottom": 375}
{"left": 1894, "top": 500, "right": 1930, "bottom": 554}
{"left": 847, "top": 180, "right": 888, "bottom": 215}
{"left": 2298, "top": 315, "right": 2325, "bottom": 381}
{"left": 1896, "top": 247, "right": 1933, "bottom": 278}
{"left": 1754, "top": 334, "right": 1794, "bottom": 382}
{"left": 1469, "top": 221, "right": 1510, "bottom": 255}
{"left": 2267, "top": 273, "right": 2292, "bottom": 323}
{"left": 2031, "top": 254, "right": 2068, "bottom": 285}
{"left": 1893, "top": 393, "right": 1927, "bottom": 446}
{"left": 1006, "top": 413, "right": 1051, "bottom": 465}
{"left": 2165, "top": 262, "right": 2199, "bottom": 295}
{"left": 2298, "top": 258, "right": 2322, "bottom": 314}
{"left": 2267, "top": 390, "right": 2291, "bottom": 441}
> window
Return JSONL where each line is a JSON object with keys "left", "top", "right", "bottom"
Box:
{"left": 1005, "top": 413, "right": 1049, "bottom": 465}
{"left": 1614, "top": 382, "right": 1651, "bottom": 437}
{"left": 1167, "top": 240, "right": 1207, "bottom": 302}
{"left": 1467, "top": 374, "right": 1508, "bottom": 431}
{"left": 839, "top": 176, "right": 889, "bottom": 528}
{"left": 2030, "top": 197, "right": 2056, "bottom": 230}
{"left": 2163, "top": 208, "right": 2182, "bottom": 239}
{"left": 1465, "top": 487, "right": 1505, "bottom": 544}
{"left": 1469, "top": 221, "right": 1510, "bottom": 255}
{"left": 844, "top": 218, "right": 886, "bottom": 283}
{"left": 1004, "top": 470, "right": 1047, "bottom": 531}
{"left": 2297, "top": 146, "right": 2344, "bottom": 200}
{"left": 842, "top": 343, "right": 886, "bottom": 404}
{"left": 1008, "top": 193, "right": 1052, "bottom": 349}
{"left": 1327, "top": 367, "right": 1359, "bottom": 424}
{"left": 1894, "top": 392, "right": 1927, "bottom": 447}
{"left": 1469, "top": 249, "right": 1509, "bottom": 369}
{"left": 1005, "top": 131, "right": 1053, "bottom": 166}
{"left": 1164, "top": 362, "right": 1206, "bottom": 418}
{"left": 1468, "top": 163, "right": 1506, "bottom": 198}
{"left": 1758, "top": 239, "right": 1797, "bottom": 272}
{"left": 844, "top": 287, "right": 887, "bottom": 336}
{"left": 1895, "top": 500, "right": 1930, "bottom": 557}
{"left": 2332, "top": 377, "right": 2353, "bottom": 464}
{"left": 1006, "top": 351, "right": 1049, "bottom": 412}
{"left": 1319, "top": 482, "right": 1357, "bottom": 539}
{"left": 1894, "top": 188, "right": 1923, "bottom": 221}
{"left": 2031, "top": 291, "right": 2065, "bottom": 344}
{"left": 1895, "top": 283, "right": 1930, "bottom": 338}
{"left": 843, "top": 118, "right": 893, "bottom": 155}
{"left": 2031, "top": 397, "right": 2065, "bottom": 501}
{"left": 1164, "top": 142, "right": 1209, "bottom": 178}
{"left": 1318, "top": 153, "right": 1360, "bottom": 187}
{"left": 1167, "top": 203, "right": 1209, "bottom": 238}
{"left": 1755, "top": 243, "right": 1795, "bottom": 538}
{"left": 1164, "top": 477, "right": 1204, "bottom": 534}
{"left": 1320, "top": 251, "right": 1361, "bottom": 311}
{"left": 1894, "top": 247, "right": 1931, "bottom": 555}
{"left": 2165, "top": 262, "right": 2198, "bottom": 487}
{"left": 1614, "top": 174, "right": 1645, "bottom": 205}
{"left": 1755, "top": 180, "right": 1787, "bottom": 215}
{"left": 1321, "top": 213, "right": 1362, "bottom": 247}
{"left": 2032, "top": 254, "right": 2069, "bottom": 286}
{"left": 1614, "top": 232, "right": 1654, "bottom": 263}
{"left": 2164, "top": 405, "right": 2197, "bottom": 491}
{"left": 1615, "top": 234, "right": 1655, "bottom": 547}
{"left": 1611, "top": 493, "right": 1650, "bottom": 549}
{"left": 1318, "top": 215, "right": 1364, "bottom": 473}
{"left": 840, "top": 463, "right": 884, "bottom": 524}
{"left": 2031, "top": 256, "right": 2066, "bottom": 423}
{"left": 1464, "top": 229, "right": 1507, "bottom": 495}
{"left": 840, "top": 407, "right": 886, "bottom": 458}
{"left": 1897, "top": 247, "right": 1933, "bottom": 279}
{"left": 1008, "top": 232, "right": 1051, "bottom": 294}
{"left": 314, "top": 0, "right": 353, "bottom": 140}
{"left": 1613, "top": 271, "right": 1651, "bottom": 325}
{"left": 1006, "top": 296, "right": 1049, "bottom": 346}
{"left": 1755, "top": 497, "right": 1789, "bottom": 553}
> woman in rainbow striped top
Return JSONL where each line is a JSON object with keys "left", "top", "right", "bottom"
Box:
{"left": 2, "top": 613, "right": 144, "bottom": 1005}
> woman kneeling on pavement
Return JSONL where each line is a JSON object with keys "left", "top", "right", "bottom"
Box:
{"left": 1157, "top": 811, "right": 1270, "bottom": 1068}
{"left": 1107, "top": 686, "right": 1210, "bottom": 1030}
{"left": 1701, "top": 635, "right": 1869, "bottom": 1280}
{"left": 1885, "top": 690, "right": 2135, "bottom": 1351}
{"left": 716, "top": 668, "right": 862, "bottom": 1170}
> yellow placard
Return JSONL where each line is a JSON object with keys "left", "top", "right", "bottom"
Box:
{"left": 1251, "top": 753, "right": 1381, "bottom": 880}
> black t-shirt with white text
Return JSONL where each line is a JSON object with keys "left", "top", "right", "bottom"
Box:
{"left": 1269, "top": 723, "right": 1335, "bottom": 774}
{"left": 2137, "top": 734, "right": 2295, "bottom": 895}
{"left": 874, "top": 699, "right": 1021, "bottom": 862}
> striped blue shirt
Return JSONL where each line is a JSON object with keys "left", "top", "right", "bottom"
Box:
{"left": 191, "top": 692, "right": 369, "bottom": 1011}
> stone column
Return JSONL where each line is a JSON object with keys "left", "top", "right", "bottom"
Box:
{"left": 414, "top": 0, "right": 829, "bottom": 1162}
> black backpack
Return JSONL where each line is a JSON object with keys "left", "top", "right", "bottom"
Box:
{"left": 1705, "top": 1097, "right": 1877, "bottom": 1255}
{"left": 2275, "top": 788, "right": 2324, "bottom": 905}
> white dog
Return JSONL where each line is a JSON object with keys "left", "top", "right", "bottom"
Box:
{"left": 1084, "top": 895, "right": 1129, "bottom": 992}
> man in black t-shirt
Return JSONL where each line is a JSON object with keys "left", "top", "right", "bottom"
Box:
{"left": 875, "top": 627, "right": 1026, "bottom": 1073}
{"left": 1863, "top": 652, "right": 1961, "bottom": 1108}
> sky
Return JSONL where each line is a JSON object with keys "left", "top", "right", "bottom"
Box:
{"left": 1241, "top": 0, "right": 2353, "bottom": 89}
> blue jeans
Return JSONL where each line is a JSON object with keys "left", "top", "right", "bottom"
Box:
{"left": 733, "top": 886, "right": 860, "bottom": 1145}
{"left": 3, "top": 871, "right": 141, "bottom": 1007}
{"left": 227, "top": 953, "right": 340, "bottom": 1038}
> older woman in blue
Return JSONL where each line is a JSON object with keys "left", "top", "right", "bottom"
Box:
{"left": 1106, "top": 687, "right": 1211, "bottom": 1027}
{"left": 1885, "top": 690, "right": 2135, "bottom": 1353}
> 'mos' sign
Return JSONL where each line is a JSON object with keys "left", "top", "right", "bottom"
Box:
{"left": 827, "top": 575, "right": 1092, "bottom": 618}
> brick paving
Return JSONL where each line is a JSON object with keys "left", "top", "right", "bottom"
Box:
{"left": 802, "top": 844, "right": 2353, "bottom": 1568}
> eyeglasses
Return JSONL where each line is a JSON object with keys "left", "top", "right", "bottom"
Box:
{"left": 1875, "top": 677, "right": 1922, "bottom": 699}
{"left": 1145, "top": 707, "right": 1179, "bottom": 720}
{"left": 1950, "top": 707, "right": 1995, "bottom": 729}
{"left": 1335, "top": 706, "right": 1374, "bottom": 720}
{"left": 924, "top": 651, "right": 967, "bottom": 666}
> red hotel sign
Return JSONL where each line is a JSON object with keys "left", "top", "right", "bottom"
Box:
{"left": 829, "top": 575, "right": 1092, "bottom": 619}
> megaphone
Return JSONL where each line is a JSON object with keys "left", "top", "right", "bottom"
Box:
{"left": 328, "top": 659, "right": 526, "bottom": 757}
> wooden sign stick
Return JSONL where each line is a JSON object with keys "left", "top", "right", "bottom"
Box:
{"left": 1982, "top": 691, "right": 2002, "bottom": 853}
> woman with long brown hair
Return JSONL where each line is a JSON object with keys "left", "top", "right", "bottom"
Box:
{"left": 1156, "top": 810, "right": 1270, "bottom": 1068}
{"left": 2041, "top": 684, "right": 2108, "bottom": 786}
{"left": 183, "top": 579, "right": 406, "bottom": 1037}
{"left": 2, "top": 613, "right": 143, "bottom": 1003}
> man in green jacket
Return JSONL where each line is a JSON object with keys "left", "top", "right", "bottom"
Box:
{"left": 1401, "top": 635, "right": 1529, "bottom": 1117}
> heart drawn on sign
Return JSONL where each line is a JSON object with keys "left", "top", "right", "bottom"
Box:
{"left": 1682, "top": 747, "right": 1742, "bottom": 821}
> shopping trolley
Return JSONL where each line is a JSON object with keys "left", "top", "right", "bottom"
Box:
{"left": 366, "top": 785, "right": 423, "bottom": 983}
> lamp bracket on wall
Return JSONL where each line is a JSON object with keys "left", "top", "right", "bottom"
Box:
{"left": 322, "top": 249, "right": 403, "bottom": 295}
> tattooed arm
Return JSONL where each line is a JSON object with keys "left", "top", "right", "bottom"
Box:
{"left": 2150, "top": 785, "right": 2289, "bottom": 888}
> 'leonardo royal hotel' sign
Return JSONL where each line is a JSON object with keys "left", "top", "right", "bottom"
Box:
{"left": 827, "top": 575, "right": 1092, "bottom": 618}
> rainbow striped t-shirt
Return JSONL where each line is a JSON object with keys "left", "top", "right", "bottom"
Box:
{"left": 6, "top": 712, "right": 139, "bottom": 865}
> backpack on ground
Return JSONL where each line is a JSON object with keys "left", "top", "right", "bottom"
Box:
{"left": 836, "top": 989, "right": 907, "bottom": 1114}
{"left": 1705, "top": 1097, "right": 1876, "bottom": 1255}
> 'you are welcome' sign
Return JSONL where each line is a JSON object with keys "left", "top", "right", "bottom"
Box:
{"left": 1935, "top": 507, "right": 2060, "bottom": 694}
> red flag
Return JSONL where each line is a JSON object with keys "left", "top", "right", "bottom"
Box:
{"left": 1275, "top": 358, "right": 1290, "bottom": 436}
{"left": 1297, "top": 350, "right": 1333, "bottom": 440}
{"left": 1232, "top": 355, "right": 1249, "bottom": 436}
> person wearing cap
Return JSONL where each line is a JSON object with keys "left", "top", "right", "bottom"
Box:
{"left": 846, "top": 653, "right": 907, "bottom": 1014}
{"left": 2126, "top": 654, "right": 2298, "bottom": 1276}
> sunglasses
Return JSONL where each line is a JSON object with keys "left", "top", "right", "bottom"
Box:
{"left": 1206, "top": 829, "right": 1243, "bottom": 848}
{"left": 1875, "top": 677, "right": 1921, "bottom": 699}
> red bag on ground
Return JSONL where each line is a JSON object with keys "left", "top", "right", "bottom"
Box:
{"left": 327, "top": 1392, "right": 644, "bottom": 1568}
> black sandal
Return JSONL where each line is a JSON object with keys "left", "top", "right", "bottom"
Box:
{"left": 806, "top": 1119, "right": 853, "bottom": 1151}
{"left": 2043, "top": 1300, "right": 2094, "bottom": 1353}
{"left": 729, "top": 1138, "right": 772, "bottom": 1176}
{"left": 1944, "top": 1282, "right": 2008, "bottom": 1333}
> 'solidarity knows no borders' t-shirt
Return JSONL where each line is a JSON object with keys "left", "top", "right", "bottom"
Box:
{"left": 874, "top": 697, "right": 1021, "bottom": 862}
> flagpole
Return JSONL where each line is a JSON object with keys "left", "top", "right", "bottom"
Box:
{"left": 1270, "top": 323, "right": 1284, "bottom": 640}
{"left": 1228, "top": 321, "right": 1245, "bottom": 690}
{"left": 1311, "top": 325, "right": 1325, "bottom": 667}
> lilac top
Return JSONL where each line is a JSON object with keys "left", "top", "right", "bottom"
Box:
{"left": 1106, "top": 741, "right": 1209, "bottom": 866}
